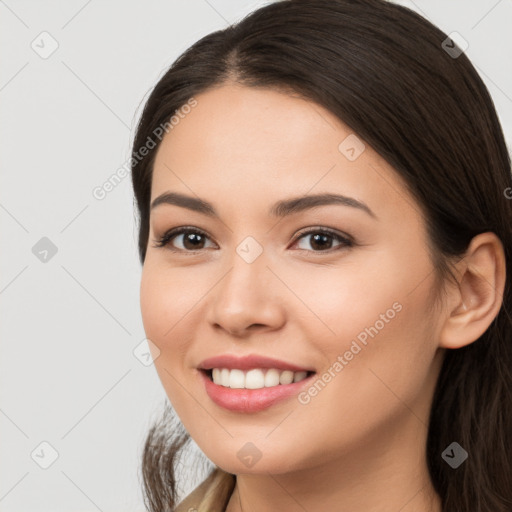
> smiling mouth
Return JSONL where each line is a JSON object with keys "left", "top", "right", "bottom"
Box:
{"left": 202, "top": 368, "right": 316, "bottom": 390}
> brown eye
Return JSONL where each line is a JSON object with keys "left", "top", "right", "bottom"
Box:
{"left": 153, "top": 226, "right": 353, "bottom": 254}
{"left": 293, "top": 228, "right": 353, "bottom": 252}
{"left": 153, "top": 227, "right": 215, "bottom": 252}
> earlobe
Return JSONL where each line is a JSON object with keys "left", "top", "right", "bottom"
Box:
{"left": 439, "top": 232, "right": 506, "bottom": 350}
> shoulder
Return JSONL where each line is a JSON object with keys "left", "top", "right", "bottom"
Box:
{"left": 174, "top": 466, "right": 236, "bottom": 512}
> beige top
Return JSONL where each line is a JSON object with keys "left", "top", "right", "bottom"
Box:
{"left": 174, "top": 467, "right": 236, "bottom": 512}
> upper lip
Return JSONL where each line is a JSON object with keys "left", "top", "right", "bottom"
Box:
{"left": 198, "top": 354, "right": 315, "bottom": 373}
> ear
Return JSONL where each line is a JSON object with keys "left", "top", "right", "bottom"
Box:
{"left": 439, "top": 232, "right": 506, "bottom": 349}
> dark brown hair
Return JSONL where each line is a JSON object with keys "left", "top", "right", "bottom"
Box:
{"left": 131, "top": 0, "right": 512, "bottom": 510}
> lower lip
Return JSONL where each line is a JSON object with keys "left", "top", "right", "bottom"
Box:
{"left": 199, "top": 370, "right": 316, "bottom": 413}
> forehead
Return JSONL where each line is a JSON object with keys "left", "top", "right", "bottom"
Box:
{"left": 151, "top": 83, "right": 418, "bottom": 224}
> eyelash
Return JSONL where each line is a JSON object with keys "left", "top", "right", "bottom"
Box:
{"left": 152, "top": 226, "right": 354, "bottom": 254}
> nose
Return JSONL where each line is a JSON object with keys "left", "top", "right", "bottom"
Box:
{"left": 206, "top": 249, "right": 286, "bottom": 337}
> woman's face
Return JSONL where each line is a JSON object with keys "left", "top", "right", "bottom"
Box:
{"left": 140, "top": 83, "right": 446, "bottom": 474}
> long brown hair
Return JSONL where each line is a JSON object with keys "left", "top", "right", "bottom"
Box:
{"left": 131, "top": 1, "right": 512, "bottom": 510}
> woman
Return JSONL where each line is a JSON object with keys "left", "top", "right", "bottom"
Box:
{"left": 130, "top": 0, "right": 512, "bottom": 510}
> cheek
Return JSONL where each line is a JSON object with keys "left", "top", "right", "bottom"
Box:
{"left": 140, "top": 265, "right": 166, "bottom": 341}
{"left": 296, "top": 247, "right": 439, "bottom": 407}
{"left": 140, "top": 260, "right": 197, "bottom": 341}
{"left": 277, "top": 252, "right": 405, "bottom": 341}
{"left": 139, "top": 262, "right": 200, "bottom": 416}
{"left": 139, "top": 261, "right": 196, "bottom": 373}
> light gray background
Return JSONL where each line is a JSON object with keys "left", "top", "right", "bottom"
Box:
{"left": 1, "top": 1, "right": 511, "bottom": 511}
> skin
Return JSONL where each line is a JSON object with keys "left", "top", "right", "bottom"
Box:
{"left": 139, "top": 83, "right": 506, "bottom": 511}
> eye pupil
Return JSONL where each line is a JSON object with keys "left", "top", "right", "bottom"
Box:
{"left": 310, "top": 233, "right": 332, "bottom": 250}
{"left": 183, "top": 233, "right": 205, "bottom": 250}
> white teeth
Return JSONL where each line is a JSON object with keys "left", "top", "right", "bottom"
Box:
{"left": 245, "top": 369, "right": 265, "bottom": 389}
{"left": 220, "top": 368, "right": 230, "bottom": 387}
{"left": 279, "top": 370, "right": 294, "bottom": 385}
{"left": 264, "top": 368, "right": 280, "bottom": 387}
{"left": 229, "top": 369, "right": 245, "bottom": 388}
{"left": 293, "top": 371, "right": 308, "bottom": 383}
{"left": 209, "top": 368, "right": 311, "bottom": 389}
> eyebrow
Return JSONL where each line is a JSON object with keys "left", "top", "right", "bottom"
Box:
{"left": 150, "top": 191, "right": 376, "bottom": 219}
